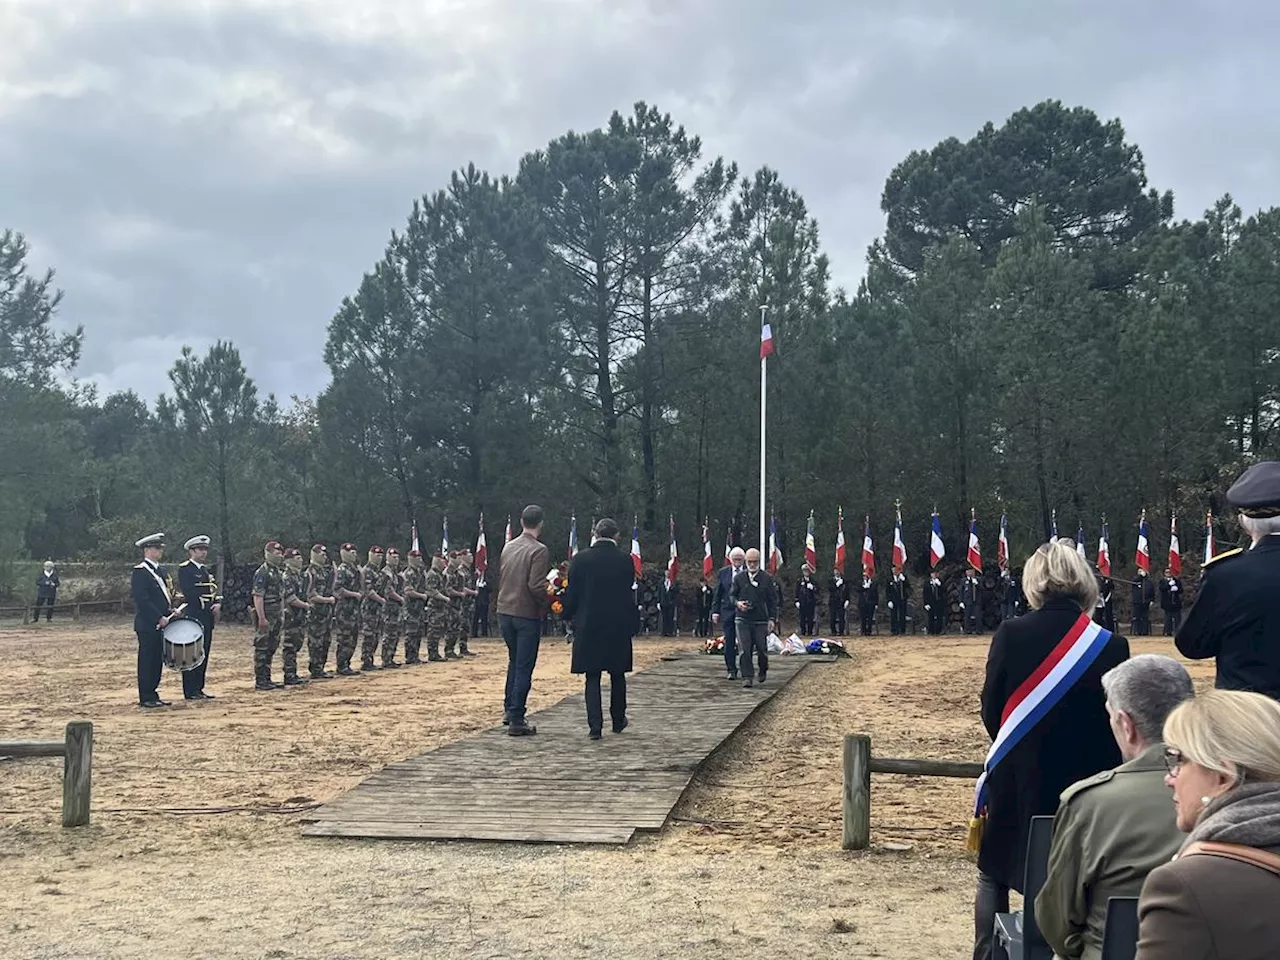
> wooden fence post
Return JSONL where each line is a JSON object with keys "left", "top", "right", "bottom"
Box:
{"left": 73, "top": 603, "right": 82, "bottom": 622}
{"left": 62, "top": 721, "right": 93, "bottom": 827}
{"left": 842, "top": 733, "right": 871, "bottom": 851}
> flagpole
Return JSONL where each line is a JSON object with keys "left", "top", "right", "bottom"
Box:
{"left": 759, "top": 304, "right": 768, "bottom": 553}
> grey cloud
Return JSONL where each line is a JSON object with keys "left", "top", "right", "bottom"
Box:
{"left": 3, "top": 0, "right": 1279, "bottom": 401}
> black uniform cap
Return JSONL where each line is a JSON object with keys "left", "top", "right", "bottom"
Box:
{"left": 1227, "top": 461, "right": 1280, "bottom": 518}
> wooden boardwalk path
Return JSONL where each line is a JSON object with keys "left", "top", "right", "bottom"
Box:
{"left": 301, "top": 650, "right": 826, "bottom": 844}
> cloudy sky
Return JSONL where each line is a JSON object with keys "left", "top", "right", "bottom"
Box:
{"left": 3, "top": 0, "right": 1276, "bottom": 402}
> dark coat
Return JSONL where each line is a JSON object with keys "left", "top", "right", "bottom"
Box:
{"left": 1176, "top": 536, "right": 1280, "bottom": 699}
{"left": 131, "top": 561, "right": 173, "bottom": 634}
{"left": 562, "top": 539, "right": 635, "bottom": 675}
{"left": 978, "top": 595, "right": 1129, "bottom": 889}
{"left": 711, "top": 564, "right": 741, "bottom": 616}
{"left": 36, "top": 570, "right": 59, "bottom": 598}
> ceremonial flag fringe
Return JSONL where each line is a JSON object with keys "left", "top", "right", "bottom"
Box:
{"left": 968, "top": 512, "right": 982, "bottom": 572}
{"left": 474, "top": 514, "right": 487, "bottom": 574}
{"left": 835, "top": 508, "right": 847, "bottom": 575}
{"left": 1168, "top": 515, "right": 1181, "bottom": 576}
{"left": 1098, "top": 522, "right": 1112, "bottom": 577}
{"left": 892, "top": 505, "right": 906, "bottom": 574}
{"left": 862, "top": 518, "right": 875, "bottom": 579}
{"left": 805, "top": 510, "right": 817, "bottom": 570}
{"left": 1135, "top": 510, "right": 1150, "bottom": 573}
{"left": 930, "top": 510, "right": 946, "bottom": 569}
{"left": 997, "top": 513, "right": 1009, "bottom": 574}
{"left": 702, "top": 521, "right": 713, "bottom": 580}
{"left": 631, "top": 520, "right": 642, "bottom": 577}
{"left": 667, "top": 516, "right": 679, "bottom": 587}
{"left": 1204, "top": 512, "right": 1215, "bottom": 565}
{"left": 768, "top": 513, "right": 783, "bottom": 574}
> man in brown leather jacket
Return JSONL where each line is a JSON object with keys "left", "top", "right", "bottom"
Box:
{"left": 496, "top": 504, "right": 551, "bottom": 735}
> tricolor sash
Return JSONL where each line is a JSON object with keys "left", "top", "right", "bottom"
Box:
{"left": 967, "top": 612, "right": 1113, "bottom": 850}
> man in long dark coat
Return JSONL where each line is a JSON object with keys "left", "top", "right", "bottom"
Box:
{"left": 888, "top": 570, "right": 910, "bottom": 635}
{"left": 561, "top": 518, "right": 636, "bottom": 739}
{"left": 962, "top": 569, "right": 982, "bottom": 634}
{"left": 795, "top": 564, "right": 818, "bottom": 636}
{"left": 923, "top": 570, "right": 945, "bottom": 635}
{"left": 828, "top": 571, "right": 849, "bottom": 636}
{"left": 1131, "top": 569, "right": 1155, "bottom": 636}
{"left": 858, "top": 574, "right": 878, "bottom": 635}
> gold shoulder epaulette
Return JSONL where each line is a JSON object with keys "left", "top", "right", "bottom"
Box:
{"left": 1203, "top": 547, "right": 1244, "bottom": 569}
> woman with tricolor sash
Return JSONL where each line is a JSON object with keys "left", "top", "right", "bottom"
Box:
{"left": 971, "top": 539, "right": 1130, "bottom": 960}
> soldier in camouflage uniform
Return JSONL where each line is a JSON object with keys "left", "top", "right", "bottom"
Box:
{"left": 359, "top": 545, "right": 386, "bottom": 671}
{"left": 442, "top": 550, "right": 465, "bottom": 659}
{"left": 251, "top": 540, "right": 286, "bottom": 690}
{"left": 280, "top": 548, "right": 311, "bottom": 686}
{"left": 333, "top": 542, "right": 364, "bottom": 676}
{"left": 423, "top": 552, "right": 450, "bottom": 662}
{"left": 305, "top": 543, "right": 336, "bottom": 679}
{"left": 379, "top": 547, "right": 406, "bottom": 667}
{"left": 458, "top": 548, "right": 479, "bottom": 657}
{"left": 401, "top": 549, "right": 429, "bottom": 664}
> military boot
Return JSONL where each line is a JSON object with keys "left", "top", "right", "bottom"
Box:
{"left": 459, "top": 641, "right": 477, "bottom": 658}
{"left": 427, "top": 640, "right": 444, "bottom": 662}
{"left": 283, "top": 673, "right": 309, "bottom": 686}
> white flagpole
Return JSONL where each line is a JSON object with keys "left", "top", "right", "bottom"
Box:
{"left": 759, "top": 304, "right": 768, "bottom": 553}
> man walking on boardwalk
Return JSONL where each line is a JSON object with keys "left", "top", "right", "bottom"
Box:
{"left": 732, "top": 548, "right": 778, "bottom": 689}
{"left": 497, "top": 504, "right": 551, "bottom": 736}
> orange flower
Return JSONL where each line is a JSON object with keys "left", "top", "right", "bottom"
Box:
{"left": 551, "top": 600, "right": 563, "bottom": 615}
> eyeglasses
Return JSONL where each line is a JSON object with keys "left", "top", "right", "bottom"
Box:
{"left": 1163, "top": 747, "right": 1185, "bottom": 776}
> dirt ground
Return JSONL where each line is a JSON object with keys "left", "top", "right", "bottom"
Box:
{"left": 0, "top": 618, "right": 1212, "bottom": 959}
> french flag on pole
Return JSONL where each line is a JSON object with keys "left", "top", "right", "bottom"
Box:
{"left": 1168, "top": 514, "right": 1181, "bottom": 576}
{"left": 568, "top": 514, "right": 578, "bottom": 560}
{"left": 1076, "top": 523, "right": 1087, "bottom": 561}
{"left": 411, "top": 520, "right": 421, "bottom": 555}
{"left": 631, "top": 520, "right": 643, "bottom": 577}
{"left": 835, "top": 508, "right": 847, "bottom": 575}
{"left": 1135, "top": 510, "right": 1150, "bottom": 573}
{"left": 504, "top": 515, "right": 513, "bottom": 543}
{"left": 930, "top": 510, "right": 945, "bottom": 569}
{"left": 1098, "top": 522, "right": 1112, "bottom": 577}
{"left": 666, "top": 516, "right": 679, "bottom": 586}
{"left": 474, "top": 514, "right": 487, "bottom": 575}
{"left": 805, "top": 510, "right": 817, "bottom": 570}
{"left": 862, "top": 518, "right": 875, "bottom": 578}
{"left": 997, "top": 513, "right": 1009, "bottom": 573}
{"left": 702, "top": 522, "right": 713, "bottom": 580}
{"left": 768, "top": 513, "right": 783, "bottom": 574}
{"left": 1204, "top": 512, "right": 1215, "bottom": 565}
{"left": 442, "top": 516, "right": 450, "bottom": 553}
{"left": 760, "top": 322, "right": 774, "bottom": 359}
{"left": 892, "top": 506, "right": 906, "bottom": 574}
{"left": 968, "top": 512, "right": 982, "bottom": 571}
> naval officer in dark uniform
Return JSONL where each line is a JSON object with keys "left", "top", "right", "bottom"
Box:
{"left": 1176, "top": 461, "right": 1280, "bottom": 700}
{"left": 131, "top": 532, "right": 178, "bottom": 708}
{"left": 177, "top": 534, "right": 221, "bottom": 700}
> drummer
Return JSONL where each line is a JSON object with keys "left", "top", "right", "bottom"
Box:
{"left": 178, "top": 534, "right": 221, "bottom": 701}
{"left": 132, "top": 532, "right": 178, "bottom": 708}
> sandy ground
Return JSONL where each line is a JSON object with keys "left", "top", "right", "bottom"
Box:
{"left": 0, "top": 619, "right": 1212, "bottom": 960}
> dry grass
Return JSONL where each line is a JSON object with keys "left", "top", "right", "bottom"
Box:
{"left": 0, "top": 619, "right": 1209, "bottom": 959}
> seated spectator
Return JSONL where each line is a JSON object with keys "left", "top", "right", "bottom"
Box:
{"left": 1135, "top": 690, "right": 1280, "bottom": 959}
{"left": 1037, "top": 655, "right": 1194, "bottom": 959}
{"left": 973, "top": 539, "right": 1130, "bottom": 960}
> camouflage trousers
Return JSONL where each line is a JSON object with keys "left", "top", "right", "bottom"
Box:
{"left": 334, "top": 620, "right": 359, "bottom": 670}
{"left": 253, "top": 606, "right": 283, "bottom": 682}
{"left": 381, "top": 606, "right": 403, "bottom": 665}
{"left": 444, "top": 603, "right": 464, "bottom": 654}
{"left": 425, "top": 604, "right": 449, "bottom": 659}
{"left": 282, "top": 623, "right": 307, "bottom": 678}
{"left": 306, "top": 613, "right": 331, "bottom": 675}
{"left": 402, "top": 613, "right": 424, "bottom": 662}
{"left": 459, "top": 601, "right": 475, "bottom": 651}
{"left": 360, "top": 610, "right": 383, "bottom": 668}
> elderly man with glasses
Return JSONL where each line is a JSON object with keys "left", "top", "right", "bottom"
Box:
{"left": 730, "top": 548, "right": 778, "bottom": 689}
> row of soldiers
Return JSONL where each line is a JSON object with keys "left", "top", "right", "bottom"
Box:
{"left": 250, "top": 541, "right": 487, "bottom": 689}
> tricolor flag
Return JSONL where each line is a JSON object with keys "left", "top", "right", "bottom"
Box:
{"left": 805, "top": 510, "right": 817, "bottom": 570}
{"left": 724, "top": 535, "right": 731, "bottom": 568}
{"left": 760, "top": 321, "right": 774, "bottom": 359}
{"left": 442, "top": 516, "right": 450, "bottom": 554}
{"left": 968, "top": 511, "right": 982, "bottom": 571}
{"left": 667, "top": 516, "right": 679, "bottom": 586}
{"left": 930, "top": 510, "right": 945, "bottom": 569}
{"left": 630, "top": 520, "right": 642, "bottom": 577}
{"left": 411, "top": 520, "right": 420, "bottom": 555}
{"left": 1098, "top": 521, "right": 1112, "bottom": 577}
{"left": 861, "top": 518, "right": 875, "bottom": 578}
{"left": 1076, "top": 523, "right": 1087, "bottom": 560}
{"left": 474, "top": 514, "right": 488, "bottom": 574}
{"left": 568, "top": 514, "right": 579, "bottom": 560}
{"left": 1168, "top": 514, "right": 1181, "bottom": 576}
{"left": 834, "top": 508, "right": 847, "bottom": 575}
{"left": 1135, "top": 510, "right": 1150, "bottom": 573}
{"left": 702, "top": 521, "right": 713, "bottom": 580}
{"left": 1204, "top": 511, "right": 1216, "bottom": 566}
{"left": 504, "top": 515, "right": 513, "bottom": 542}
{"left": 768, "top": 513, "right": 783, "bottom": 574}
{"left": 892, "top": 505, "right": 907, "bottom": 574}
{"left": 997, "top": 513, "right": 1009, "bottom": 574}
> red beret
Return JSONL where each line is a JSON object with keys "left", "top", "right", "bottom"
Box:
{"left": 265, "top": 540, "right": 282, "bottom": 551}
{"left": 370, "top": 545, "right": 384, "bottom": 554}
{"left": 284, "top": 547, "right": 302, "bottom": 559}
{"left": 312, "top": 543, "right": 328, "bottom": 553}
{"left": 407, "top": 549, "right": 421, "bottom": 558}
{"left": 341, "top": 542, "right": 357, "bottom": 551}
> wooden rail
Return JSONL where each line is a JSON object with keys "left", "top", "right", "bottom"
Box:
{"left": 841, "top": 733, "right": 983, "bottom": 850}
{"left": 0, "top": 599, "right": 129, "bottom": 623}
{"left": 0, "top": 721, "right": 94, "bottom": 827}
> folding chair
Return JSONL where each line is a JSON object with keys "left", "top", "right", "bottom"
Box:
{"left": 993, "top": 815, "right": 1055, "bottom": 960}
{"left": 1100, "top": 896, "right": 1139, "bottom": 960}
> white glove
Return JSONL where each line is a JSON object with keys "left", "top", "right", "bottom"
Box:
{"left": 925, "top": 605, "right": 931, "bottom": 611}
{"left": 888, "top": 602, "right": 894, "bottom": 609}
{"left": 844, "top": 601, "right": 849, "bottom": 608}
{"left": 960, "top": 602, "right": 966, "bottom": 610}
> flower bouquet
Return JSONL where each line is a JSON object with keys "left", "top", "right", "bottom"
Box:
{"left": 546, "top": 564, "right": 569, "bottom": 615}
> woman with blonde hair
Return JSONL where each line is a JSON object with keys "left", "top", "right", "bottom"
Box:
{"left": 1136, "top": 689, "right": 1280, "bottom": 958}
{"left": 972, "top": 539, "right": 1130, "bottom": 960}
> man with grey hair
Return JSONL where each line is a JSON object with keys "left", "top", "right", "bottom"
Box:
{"left": 1036, "top": 655, "right": 1194, "bottom": 960}
{"left": 712, "top": 546, "right": 746, "bottom": 680}
{"left": 1177, "top": 459, "right": 1280, "bottom": 701}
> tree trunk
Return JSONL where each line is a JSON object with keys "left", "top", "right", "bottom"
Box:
{"left": 217, "top": 436, "right": 232, "bottom": 566}
{"left": 595, "top": 257, "right": 622, "bottom": 515}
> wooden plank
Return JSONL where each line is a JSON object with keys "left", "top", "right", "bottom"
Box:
{"left": 303, "top": 821, "right": 636, "bottom": 843}
{"left": 870, "top": 756, "right": 983, "bottom": 778}
{"left": 0, "top": 740, "right": 66, "bottom": 758}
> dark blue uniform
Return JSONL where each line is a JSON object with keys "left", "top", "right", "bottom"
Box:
{"left": 132, "top": 560, "right": 172, "bottom": 705}
{"left": 178, "top": 559, "right": 219, "bottom": 698}
{"left": 711, "top": 564, "right": 742, "bottom": 677}
{"left": 1176, "top": 538, "right": 1280, "bottom": 701}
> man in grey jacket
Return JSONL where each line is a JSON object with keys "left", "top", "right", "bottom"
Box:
{"left": 731, "top": 548, "right": 777, "bottom": 689}
{"left": 496, "top": 504, "right": 551, "bottom": 736}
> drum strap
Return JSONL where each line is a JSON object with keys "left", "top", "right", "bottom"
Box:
{"left": 137, "top": 561, "right": 171, "bottom": 604}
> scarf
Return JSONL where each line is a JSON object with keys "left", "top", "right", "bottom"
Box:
{"left": 1184, "top": 781, "right": 1280, "bottom": 854}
